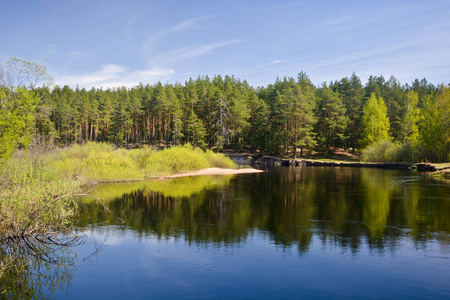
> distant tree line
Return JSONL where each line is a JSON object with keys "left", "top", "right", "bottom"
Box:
{"left": 1, "top": 58, "right": 449, "bottom": 162}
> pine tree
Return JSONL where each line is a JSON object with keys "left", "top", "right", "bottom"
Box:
{"left": 402, "top": 91, "right": 420, "bottom": 145}
{"left": 314, "top": 84, "right": 348, "bottom": 152}
{"left": 383, "top": 76, "right": 406, "bottom": 141}
{"left": 332, "top": 73, "right": 364, "bottom": 152}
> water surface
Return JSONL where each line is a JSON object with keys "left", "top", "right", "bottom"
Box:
{"left": 55, "top": 167, "right": 449, "bottom": 299}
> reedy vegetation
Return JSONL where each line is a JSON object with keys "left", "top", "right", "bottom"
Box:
{"left": 0, "top": 155, "right": 79, "bottom": 238}
{"left": 49, "top": 142, "right": 237, "bottom": 183}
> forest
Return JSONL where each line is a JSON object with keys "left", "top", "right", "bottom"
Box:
{"left": 1, "top": 58, "right": 450, "bottom": 163}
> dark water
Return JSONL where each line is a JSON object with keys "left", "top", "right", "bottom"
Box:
{"left": 53, "top": 167, "right": 449, "bottom": 299}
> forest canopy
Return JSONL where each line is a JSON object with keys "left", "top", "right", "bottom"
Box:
{"left": 1, "top": 58, "right": 449, "bottom": 163}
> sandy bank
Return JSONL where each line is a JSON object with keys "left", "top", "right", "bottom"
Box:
{"left": 160, "top": 167, "right": 264, "bottom": 179}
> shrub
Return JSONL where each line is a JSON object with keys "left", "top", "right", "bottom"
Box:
{"left": 142, "top": 144, "right": 210, "bottom": 175}
{"left": 204, "top": 149, "right": 237, "bottom": 169}
{"left": 361, "top": 140, "right": 420, "bottom": 162}
{"left": 48, "top": 142, "right": 238, "bottom": 181}
{"left": 49, "top": 142, "right": 143, "bottom": 183}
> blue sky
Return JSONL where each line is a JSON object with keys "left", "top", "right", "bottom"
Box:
{"left": 1, "top": 0, "right": 449, "bottom": 88}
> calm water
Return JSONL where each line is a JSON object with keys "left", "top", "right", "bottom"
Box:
{"left": 48, "top": 167, "right": 450, "bottom": 299}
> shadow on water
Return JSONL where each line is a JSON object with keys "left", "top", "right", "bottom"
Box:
{"left": 78, "top": 167, "right": 450, "bottom": 255}
{"left": 0, "top": 228, "right": 102, "bottom": 299}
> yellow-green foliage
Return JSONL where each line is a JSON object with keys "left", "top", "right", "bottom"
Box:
{"left": 204, "top": 149, "right": 237, "bottom": 169}
{"left": 141, "top": 144, "right": 210, "bottom": 175}
{"left": 48, "top": 142, "right": 237, "bottom": 183}
{"left": 0, "top": 157, "right": 80, "bottom": 237}
{"left": 50, "top": 142, "right": 143, "bottom": 182}
{"left": 140, "top": 144, "right": 236, "bottom": 175}
{"left": 361, "top": 140, "right": 419, "bottom": 162}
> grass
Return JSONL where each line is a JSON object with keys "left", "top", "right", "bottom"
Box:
{"left": 0, "top": 156, "right": 80, "bottom": 239}
{"left": 50, "top": 143, "right": 143, "bottom": 183}
{"left": 49, "top": 142, "right": 237, "bottom": 184}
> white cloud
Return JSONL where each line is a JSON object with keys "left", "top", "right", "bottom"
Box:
{"left": 171, "top": 16, "right": 212, "bottom": 31}
{"left": 68, "top": 50, "right": 83, "bottom": 57}
{"left": 46, "top": 43, "right": 57, "bottom": 53}
{"left": 258, "top": 59, "right": 285, "bottom": 68}
{"left": 152, "top": 39, "right": 245, "bottom": 66}
{"left": 142, "top": 16, "right": 222, "bottom": 64}
{"left": 56, "top": 64, "right": 175, "bottom": 88}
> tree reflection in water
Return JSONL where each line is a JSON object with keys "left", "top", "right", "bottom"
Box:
{"left": 0, "top": 230, "right": 100, "bottom": 298}
{"left": 79, "top": 168, "right": 450, "bottom": 255}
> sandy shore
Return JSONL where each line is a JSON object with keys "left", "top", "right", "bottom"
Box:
{"left": 161, "top": 167, "right": 264, "bottom": 179}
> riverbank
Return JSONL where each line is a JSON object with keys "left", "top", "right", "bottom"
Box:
{"left": 1, "top": 143, "right": 447, "bottom": 241}
{"left": 159, "top": 167, "right": 263, "bottom": 179}
{"left": 48, "top": 142, "right": 238, "bottom": 184}
{"left": 226, "top": 153, "right": 450, "bottom": 178}
{"left": 0, "top": 143, "right": 240, "bottom": 241}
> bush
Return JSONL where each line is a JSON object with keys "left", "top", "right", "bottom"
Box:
{"left": 361, "top": 140, "right": 420, "bottom": 162}
{"left": 142, "top": 144, "right": 211, "bottom": 175}
{"left": 50, "top": 142, "right": 143, "bottom": 183}
{"left": 204, "top": 149, "right": 237, "bottom": 169}
{"left": 48, "top": 142, "right": 238, "bottom": 181}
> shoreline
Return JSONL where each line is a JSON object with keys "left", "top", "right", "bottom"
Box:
{"left": 78, "top": 167, "right": 264, "bottom": 185}
{"left": 227, "top": 153, "right": 450, "bottom": 172}
{"left": 156, "top": 167, "right": 264, "bottom": 179}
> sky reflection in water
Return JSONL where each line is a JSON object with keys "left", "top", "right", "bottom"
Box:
{"left": 55, "top": 167, "right": 450, "bottom": 299}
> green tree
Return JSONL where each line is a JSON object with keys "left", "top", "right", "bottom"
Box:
{"left": 332, "top": 73, "right": 364, "bottom": 152}
{"left": 383, "top": 76, "right": 406, "bottom": 140}
{"left": 314, "top": 84, "right": 348, "bottom": 152}
{"left": 166, "top": 84, "right": 183, "bottom": 146}
{"left": 401, "top": 91, "right": 420, "bottom": 145}
{"left": 0, "top": 88, "right": 36, "bottom": 161}
{"left": 360, "top": 93, "right": 390, "bottom": 147}
{"left": 0, "top": 58, "right": 52, "bottom": 161}
{"left": 420, "top": 85, "right": 450, "bottom": 162}
{"left": 247, "top": 97, "right": 270, "bottom": 152}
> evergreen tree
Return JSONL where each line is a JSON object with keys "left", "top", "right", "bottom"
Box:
{"left": 332, "top": 73, "right": 364, "bottom": 152}
{"left": 402, "top": 91, "right": 420, "bottom": 145}
{"left": 247, "top": 96, "right": 270, "bottom": 152}
{"left": 383, "top": 76, "right": 406, "bottom": 141}
{"left": 166, "top": 84, "right": 183, "bottom": 146}
{"left": 314, "top": 84, "right": 348, "bottom": 152}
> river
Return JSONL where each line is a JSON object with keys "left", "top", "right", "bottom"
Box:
{"left": 44, "top": 167, "right": 450, "bottom": 298}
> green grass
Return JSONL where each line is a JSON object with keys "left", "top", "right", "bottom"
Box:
{"left": 0, "top": 156, "right": 80, "bottom": 238}
{"left": 48, "top": 142, "right": 237, "bottom": 184}
{"left": 50, "top": 143, "right": 143, "bottom": 183}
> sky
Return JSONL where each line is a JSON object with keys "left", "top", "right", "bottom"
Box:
{"left": 1, "top": 0, "right": 449, "bottom": 89}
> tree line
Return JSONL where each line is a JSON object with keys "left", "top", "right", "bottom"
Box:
{"left": 1, "top": 58, "right": 449, "bottom": 162}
